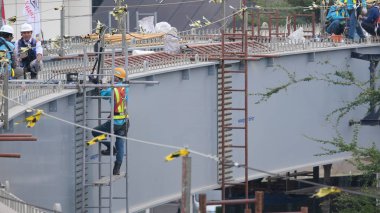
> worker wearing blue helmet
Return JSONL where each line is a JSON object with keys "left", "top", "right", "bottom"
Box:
{"left": 0, "top": 25, "right": 15, "bottom": 79}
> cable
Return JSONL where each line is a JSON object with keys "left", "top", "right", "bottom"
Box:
{"left": 0, "top": 92, "right": 218, "bottom": 162}
{"left": 1, "top": 83, "right": 379, "bottom": 199}
{"left": 1, "top": 91, "right": 379, "bottom": 199}
{"left": 240, "top": 164, "right": 380, "bottom": 199}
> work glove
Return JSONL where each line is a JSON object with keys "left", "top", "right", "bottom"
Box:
{"left": 362, "top": 7, "right": 367, "bottom": 15}
{"left": 37, "top": 54, "right": 42, "bottom": 62}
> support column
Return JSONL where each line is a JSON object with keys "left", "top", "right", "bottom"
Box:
{"left": 323, "top": 164, "right": 332, "bottom": 185}
{"left": 254, "top": 191, "right": 263, "bottom": 213}
{"left": 199, "top": 194, "right": 207, "bottom": 213}
{"left": 59, "top": 5, "right": 65, "bottom": 57}
{"left": 313, "top": 166, "right": 319, "bottom": 183}
{"left": 181, "top": 156, "right": 191, "bottom": 213}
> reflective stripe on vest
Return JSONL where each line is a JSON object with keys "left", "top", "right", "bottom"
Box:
{"left": 114, "top": 87, "right": 127, "bottom": 120}
{"left": 344, "top": 0, "right": 357, "bottom": 4}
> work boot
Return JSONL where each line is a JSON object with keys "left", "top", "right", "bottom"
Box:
{"left": 101, "top": 147, "right": 117, "bottom": 156}
{"left": 113, "top": 161, "right": 122, "bottom": 175}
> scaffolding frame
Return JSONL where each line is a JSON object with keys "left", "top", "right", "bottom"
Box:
{"left": 75, "top": 47, "right": 128, "bottom": 213}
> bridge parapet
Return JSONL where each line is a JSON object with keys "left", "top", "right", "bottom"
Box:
{"left": 1, "top": 81, "right": 65, "bottom": 110}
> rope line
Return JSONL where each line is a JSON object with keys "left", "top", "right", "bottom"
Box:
{"left": 1, "top": 92, "right": 379, "bottom": 199}
{"left": 0, "top": 92, "right": 218, "bottom": 162}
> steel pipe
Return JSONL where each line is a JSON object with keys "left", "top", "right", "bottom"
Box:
{"left": 0, "top": 153, "right": 21, "bottom": 158}
{"left": 0, "top": 134, "right": 33, "bottom": 137}
{"left": 206, "top": 198, "right": 256, "bottom": 205}
{"left": 0, "top": 137, "right": 37, "bottom": 141}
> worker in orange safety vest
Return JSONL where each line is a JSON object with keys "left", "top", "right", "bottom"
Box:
{"left": 92, "top": 67, "right": 129, "bottom": 175}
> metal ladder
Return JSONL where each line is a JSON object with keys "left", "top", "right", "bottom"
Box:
{"left": 75, "top": 48, "right": 127, "bottom": 213}
{"left": 74, "top": 92, "right": 87, "bottom": 212}
{"left": 218, "top": 29, "right": 250, "bottom": 212}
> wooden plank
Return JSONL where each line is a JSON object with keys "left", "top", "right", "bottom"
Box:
{"left": 93, "top": 172, "right": 126, "bottom": 186}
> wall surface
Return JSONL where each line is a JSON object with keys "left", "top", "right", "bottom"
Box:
{"left": 85, "top": 64, "right": 219, "bottom": 212}
{"left": 0, "top": 95, "right": 76, "bottom": 211}
{"left": 243, "top": 47, "right": 380, "bottom": 180}
{"left": 0, "top": 46, "right": 380, "bottom": 212}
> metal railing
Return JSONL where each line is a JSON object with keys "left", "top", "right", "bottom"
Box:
{"left": 1, "top": 81, "right": 65, "bottom": 110}
{"left": 0, "top": 188, "right": 59, "bottom": 213}
{"left": 128, "top": 55, "right": 202, "bottom": 74}
{"left": 38, "top": 57, "right": 97, "bottom": 82}
{"left": 253, "top": 36, "right": 380, "bottom": 55}
{"left": 7, "top": 25, "right": 380, "bottom": 112}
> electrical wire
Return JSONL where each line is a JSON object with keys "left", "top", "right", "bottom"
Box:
{"left": 0, "top": 92, "right": 218, "bottom": 162}
{"left": 240, "top": 164, "right": 380, "bottom": 199}
{"left": 0, "top": 2, "right": 378, "bottom": 200}
{"left": 1, "top": 88, "right": 379, "bottom": 200}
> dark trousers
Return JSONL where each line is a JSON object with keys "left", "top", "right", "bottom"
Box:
{"left": 361, "top": 22, "right": 380, "bottom": 36}
{"left": 23, "top": 66, "right": 37, "bottom": 79}
{"left": 92, "top": 119, "right": 129, "bottom": 164}
{"left": 326, "top": 20, "right": 345, "bottom": 35}
{"left": 347, "top": 9, "right": 365, "bottom": 39}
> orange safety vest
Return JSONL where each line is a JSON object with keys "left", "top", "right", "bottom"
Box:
{"left": 113, "top": 87, "right": 127, "bottom": 120}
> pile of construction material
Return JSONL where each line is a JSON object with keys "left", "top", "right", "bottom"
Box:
{"left": 82, "top": 33, "right": 165, "bottom": 43}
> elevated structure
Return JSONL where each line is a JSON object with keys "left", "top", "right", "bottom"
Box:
{"left": 0, "top": 6, "right": 380, "bottom": 212}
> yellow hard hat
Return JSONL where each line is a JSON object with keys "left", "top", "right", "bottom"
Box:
{"left": 114, "top": 67, "right": 126, "bottom": 79}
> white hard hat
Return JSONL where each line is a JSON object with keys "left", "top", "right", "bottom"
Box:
{"left": 0, "top": 25, "right": 14, "bottom": 35}
{"left": 20, "top": 23, "right": 33, "bottom": 32}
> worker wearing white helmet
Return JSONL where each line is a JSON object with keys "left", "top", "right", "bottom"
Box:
{"left": 15, "top": 23, "right": 43, "bottom": 79}
{"left": 0, "top": 25, "right": 15, "bottom": 79}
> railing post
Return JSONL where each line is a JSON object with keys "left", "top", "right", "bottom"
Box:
{"left": 199, "top": 194, "right": 207, "bottom": 213}
{"left": 254, "top": 191, "right": 263, "bottom": 213}
{"left": 181, "top": 156, "right": 191, "bottom": 213}
{"left": 2, "top": 62, "right": 9, "bottom": 130}
{"left": 301, "top": 206, "right": 308, "bottom": 213}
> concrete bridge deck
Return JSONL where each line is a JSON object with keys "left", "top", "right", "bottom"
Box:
{"left": 0, "top": 37, "right": 379, "bottom": 212}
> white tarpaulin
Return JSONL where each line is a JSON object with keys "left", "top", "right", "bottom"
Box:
{"left": 138, "top": 16, "right": 155, "bottom": 33}
{"left": 23, "top": 0, "right": 41, "bottom": 38}
{"left": 164, "top": 27, "right": 180, "bottom": 54}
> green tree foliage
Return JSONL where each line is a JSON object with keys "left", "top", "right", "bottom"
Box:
{"left": 254, "top": 62, "right": 380, "bottom": 211}
{"left": 333, "top": 192, "right": 377, "bottom": 213}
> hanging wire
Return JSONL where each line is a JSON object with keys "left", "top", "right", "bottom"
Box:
{"left": 0, "top": 90, "right": 379, "bottom": 200}
{"left": 0, "top": 92, "right": 218, "bottom": 162}
{"left": 1, "top": 0, "right": 378, "bottom": 201}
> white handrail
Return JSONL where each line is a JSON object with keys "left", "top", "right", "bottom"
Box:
{"left": 0, "top": 188, "right": 56, "bottom": 213}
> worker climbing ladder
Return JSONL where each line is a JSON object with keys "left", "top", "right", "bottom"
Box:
{"left": 75, "top": 47, "right": 128, "bottom": 213}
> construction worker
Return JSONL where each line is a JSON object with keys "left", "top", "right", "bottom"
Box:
{"left": 0, "top": 25, "right": 15, "bottom": 79}
{"left": 92, "top": 67, "right": 129, "bottom": 175}
{"left": 361, "top": 0, "right": 380, "bottom": 35}
{"left": 341, "top": 0, "right": 367, "bottom": 40}
{"left": 15, "top": 23, "right": 43, "bottom": 79}
{"left": 326, "top": 1, "right": 349, "bottom": 35}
